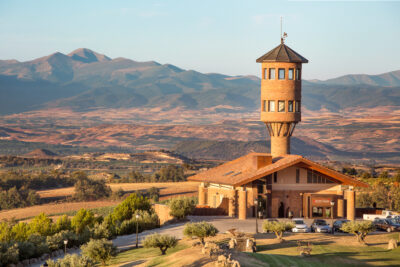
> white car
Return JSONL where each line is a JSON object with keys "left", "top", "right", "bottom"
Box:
{"left": 291, "top": 218, "right": 310, "bottom": 233}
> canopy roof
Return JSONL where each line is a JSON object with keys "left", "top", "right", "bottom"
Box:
{"left": 256, "top": 42, "right": 308, "bottom": 63}
{"left": 188, "top": 153, "right": 367, "bottom": 188}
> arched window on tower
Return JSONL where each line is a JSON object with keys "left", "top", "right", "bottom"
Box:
{"left": 278, "top": 100, "right": 285, "bottom": 112}
{"left": 296, "top": 68, "right": 301, "bottom": 80}
{"left": 295, "top": 101, "right": 300, "bottom": 112}
{"left": 288, "top": 69, "right": 294, "bottom": 80}
{"left": 278, "top": 69, "right": 285, "bottom": 80}
{"left": 263, "top": 68, "right": 267, "bottom": 79}
{"left": 288, "top": 101, "right": 294, "bottom": 112}
{"left": 269, "top": 68, "right": 276, "bottom": 80}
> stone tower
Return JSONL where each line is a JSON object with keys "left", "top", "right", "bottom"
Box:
{"left": 256, "top": 38, "right": 308, "bottom": 157}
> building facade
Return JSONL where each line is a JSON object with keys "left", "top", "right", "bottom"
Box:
{"left": 188, "top": 39, "right": 368, "bottom": 220}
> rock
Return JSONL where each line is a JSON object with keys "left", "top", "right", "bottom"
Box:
{"left": 228, "top": 238, "right": 236, "bottom": 249}
{"left": 29, "top": 258, "right": 37, "bottom": 264}
{"left": 388, "top": 239, "right": 398, "bottom": 250}
{"left": 21, "top": 259, "right": 29, "bottom": 266}
{"left": 16, "top": 262, "right": 24, "bottom": 267}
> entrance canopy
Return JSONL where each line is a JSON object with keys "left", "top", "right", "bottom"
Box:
{"left": 188, "top": 153, "right": 367, "bottom": 188}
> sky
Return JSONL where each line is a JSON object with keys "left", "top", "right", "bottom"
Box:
{"left": 0, "top": 0, "right": 399, "bottom": 80}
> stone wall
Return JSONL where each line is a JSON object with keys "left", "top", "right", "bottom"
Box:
{"left": 153, "top": 204, "right": 173, "bottom": 225}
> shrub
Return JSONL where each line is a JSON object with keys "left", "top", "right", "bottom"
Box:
{"left": 341, "top": 221, "right": 375, "bottom": 244}
{"left": 81, "top": 238, "right": 117, "bottom": 266}
{"left": 117, "top": 210, "right": 159, "bottom": 236}
{"left": 143, "top": 234, "right": 178, "bottom": 255}
{"left": 73, "top": 171, "right": 112, "bottom": 201}
{"left": 0, "top": 242, "right": 19, "bottom": 266}
{"left": 46, "top": 254, "right": 95, "bottom": 267}
{"left": 183, "top": 222, "right": 218, "bottom": 245}
{"left": 71, "top": 209, "right": 96, "bottom": 234}
{"left": 168, "top": 197, "right": 196, "bottom": 219}
{"left": 28, "top": 213, "right": 55, "bottom": 236}
{"left": 11, "top": 222, "right": 30, "bottom": 241}
{"left": 46, "top": 230, "right": 79, "bottom": 251}
{"left": 54, "top": 215, "right": 72, "bottom": 232}
{"left": 90, "top": 221, "right": 113, "bottom": 240}
{"left": 16, "top": 241, "right": 34, "bottom": 260}
{"left": 0, "top": 222, "right": 13, "bottom": 242}
{"left": 111, "top": 193, "right": 151, "bottom": 223}
{"left": 148, "top": 187, "right": 160, "bottom": 202}
{"left": 27, "top": 234, "right": 49, "bottom": 257}
{"left": 262, "top": 221, "right": 295, "bottom": 240}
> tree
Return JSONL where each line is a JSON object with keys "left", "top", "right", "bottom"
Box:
{"left": 262, "top": 221, "right": 295, "bottom": 241}
{"left": 143, "top": 234, "right": 178, "bottom": 255}
{"left": 28, "top": 213, "right": 55, "bottom": 236}
{"left": 71, "top": 209, "right": 96, "bottom": 234}
{"left": 81, "top": 238, "right": 117, "bottom": 266}
{"left": 183, "top": 222, "right": 218, "bottom": 245}
{"left": 341, "top": 221, "right": 375, "bottom": 244}
{"left": 55, "top": 214, "right": 72, "bottom": 232}
{"left": 168, "top": 197, "right": 196, "bottom": 219}
{"left": 73, "top": 171, "right": 112, "bottom": 201}
{"left": 0, "top": 242, "right": 19, "bottom": 266}
{"left": 379, "top": 171, "right": 390, "bottom": 179}
{"left": 11, "top": 222, "right": 30, "bottom": 241}
{"left": 111, "top": 193, "right": 151, "bottom": 223}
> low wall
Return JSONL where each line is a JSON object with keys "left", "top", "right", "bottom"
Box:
{"left": 153, "top": 204, "right": 174, "bottom": 225}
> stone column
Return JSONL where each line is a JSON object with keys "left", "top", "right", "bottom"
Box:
{"left": 337, "top": 198, "right": 344, "bottom": 218}
{"left": 346, "top": 190, "right": 355, "bottom": 221}
{"left": 198, "top": 184, "right": 207, "bottom": 206}
{"left": 238, "top": 189, "right": 247, "bottom": 220}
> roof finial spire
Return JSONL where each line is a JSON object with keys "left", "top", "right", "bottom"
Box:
{"left": 280, "top": 16, "right": 288, "bottom": 44}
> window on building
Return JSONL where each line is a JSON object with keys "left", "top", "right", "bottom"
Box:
{"left": 269, "top": 68, "right": 276, "bottom": 79}
{"left": 273, "top": 172, "right": 277, "bottom": 183}
{"left": 262, "top": 100, "right": 266, "bottom": 112}
{"left": 278, "top": 100, "right": 285, "bottom": 112}
{"left": 296, "top": 68, "right": 301, "bottom": 80}
{"left": 268, "top": 100, "right": 275, "bottom": 112}
{"left": 278, "top": 68, "right": 285, "bottom": 80}
{"left": 288, "top": 69, "right": 294, "bottom": 80}
{"left": 307, "top": 171, "right": 312, "bottom": 183}
{"left": 288, "top": 100, "right": 294, "bottom": 112}
{"left": 263, "top": 68, "right": 267, "bottom": 79}
{"left": 312, "top": 172, "right": 317, "bottom": 183}
{"left": 296, "top": 169, "right": 300, "bottom": 183}
{"left": 295, "top": 101, "right": 300, "bottom": 112}
{"left": 257, "top": 184, "right": 264, "bottom": 194}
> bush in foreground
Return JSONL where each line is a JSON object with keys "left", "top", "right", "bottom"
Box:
{"left": 183, "top": 222, "right": 218, "bottom": 245}
{"left": 81, "top": 238, "right": 117, "bottom": 266}
{"left": 168, "top": 197, "right": 196, "bottom": 219}
{"left": 143, "top": 234, "right": 178, "bottom": 255}
{"left": 47, "top": 254, "right": 95, "bottom": 267}
{"left": 341, "top": 221, "right": 375, "bottom": 244}
{"left": 262, "top": 221, "right": 295, "bottom": 241}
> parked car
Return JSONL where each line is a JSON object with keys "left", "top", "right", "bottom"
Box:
{"left": 363, "top": 210, "right": 398, "bottom": 221}
{"left": 311, "top": 219, "right": 332, "bottom": 233}
{"left": 373, "top": 218, "right": 400, "bottom": 232}
{"left": 291, "top": 218, "right": 310, "bottom": 233}
{"left": 332, "top": 219, "right": 350, "bottom": 233}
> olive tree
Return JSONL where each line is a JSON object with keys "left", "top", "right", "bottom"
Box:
{"left": 262, "top": 221, "right": 295, "bottom": 241}
{"left": 168, "top": 197, "right": 196, "bottom": 219}
{"left": 143, "top": 234, "right": 178, "bottom": 255}
{"left": 81, "top": 238, "right": 117, "bottom": 266}
{"left": 341, "top": 221, "right": 375, "bottom": 244}
{"left": 183, "top": 222, "right": 219, "bottom": 245}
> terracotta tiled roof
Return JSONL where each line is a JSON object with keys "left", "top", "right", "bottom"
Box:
{"left": 187, "top": 153, "right": 367, "bottom": 188}
{"left": 256, "top": 43, "right": 308, "bottom": 63}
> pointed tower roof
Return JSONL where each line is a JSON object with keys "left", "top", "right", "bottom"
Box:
{"left": 256, "top": 39, "right": 308, "bottom": 63}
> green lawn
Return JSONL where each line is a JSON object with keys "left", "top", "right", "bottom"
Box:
{"left": 247, "top": 239, "right": 400, "bottom": 267}
{"left": 107, "top": 243, "right": 188, "bottom": 267}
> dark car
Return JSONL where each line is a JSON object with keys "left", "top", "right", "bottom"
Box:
{"left": 373, "top": 218, "right": 400, "bottom": 232}
{"left": 311, "top": 219, "right": 331, "bottom": 233}
{"left": 333, "top": 219, "right": 350, "bottom": 233}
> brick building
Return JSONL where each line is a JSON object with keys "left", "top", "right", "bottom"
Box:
{"left": 188, "top": 38, "right": 368, "bottom": 220}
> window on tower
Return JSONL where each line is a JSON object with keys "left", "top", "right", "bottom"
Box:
{"left": 288, "top": 101, "right": 294, "bottom": 112}
{"left": 288, "top": 69, "right": 294, "bottom": 80}
{"left": 296, "top": 68, "right": 301, "bottom": 80}
{"left": 268, "top": 100, "right": 275, "bottom": 112}
{"left": 278, "top": 68, "right": 285, "bottom": 80}
{"left": 269, "top": 68, "right": 276, "bottom": 79}
{"left": 262, "top": 100, "right": 266, "bottom": 112}
{"left": 263, "top": 68, "right": 267, "bottom": 79}
{"left": 295, "top": 101, "right": 300, "bottom": 112}
{"left": 278, "top": 100, "right": 285, "bottom": 112}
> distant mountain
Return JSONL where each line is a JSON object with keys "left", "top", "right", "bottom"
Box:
{"left": 0, "top": 48, "right": 399, "bottom": 115}
{"left": 310, "top": 70, "right": 400, "bottom": 87}
{"left": 24, "top": 149, "right": 58, "bottom": 158}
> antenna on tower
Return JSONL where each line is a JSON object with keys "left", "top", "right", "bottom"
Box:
{"left": 280, "top": 16, "right": 288, "bottom": 44}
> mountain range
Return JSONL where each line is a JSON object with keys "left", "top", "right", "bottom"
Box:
{"left": 0, "top": 48, "right": 399, "bottom": 115}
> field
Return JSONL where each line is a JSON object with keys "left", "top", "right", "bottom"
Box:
{"left": 0, "top": 182, "right": 199, "bottom": 221}
{"left": 105, "top": 232, "right": 400, "bottom": 267}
